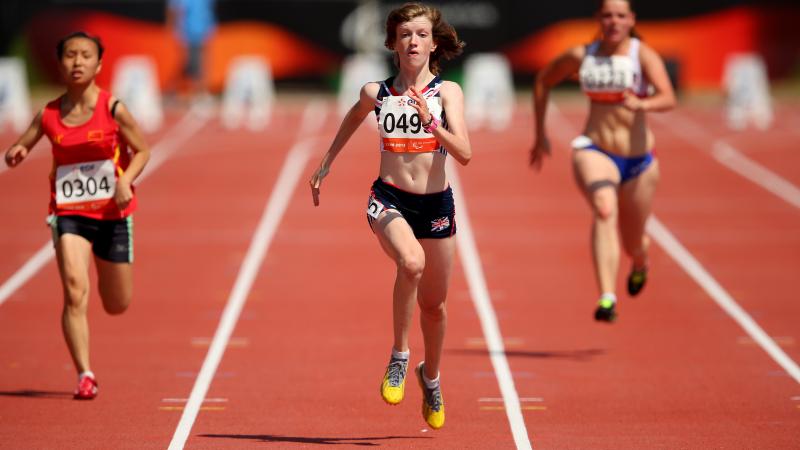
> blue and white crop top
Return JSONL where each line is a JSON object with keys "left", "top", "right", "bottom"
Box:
{"left": 579, "top": 38, "right": 649, "bottom": 103}
{"left": 374, "top": 76, "right": 448, "bottom": 155}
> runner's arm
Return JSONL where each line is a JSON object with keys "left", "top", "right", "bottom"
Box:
{"left": 431, "top": 81, "right": 471, "bottom": 166}
{"left": 530, "top": 46, "right": 583, "bottom": 169}
{"left": 4, "top": 109, "right": 44, "bottom": 168}
{"left": 310, "top": 82, "right": 377, "bottom": 206}
{"left": 111, "top": 98, "right": 150, "bottom": 209}
{"left": 623, "top": 43, "right": 676, "bottom": 113}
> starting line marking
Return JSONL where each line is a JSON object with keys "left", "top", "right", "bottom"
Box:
{"left": 481, "top": 405, "right": 547, "bottom": 411}
{"left": 160, "top": 406, "right": 225, "bottom": 412}
{"left": 479, "top": 397, "right": 543, "bottom": 403}
{"left": 162, "top": 398, "right": 228, "bottom": 403}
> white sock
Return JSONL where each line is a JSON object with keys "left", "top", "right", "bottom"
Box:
{"left": 422, "top": 370, "right": 440, "bottom": 389}
{"left": 600, "top": 292, "right": 617, "bottom": 304}
{"left": 79, "top": 371, "right": 95, "bottom": 380}
{"left": 391, "top": 348, "right": 409, "bottom": 361}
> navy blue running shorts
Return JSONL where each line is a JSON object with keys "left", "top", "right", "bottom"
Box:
{"left": 366, "top": 178, "right": 456, "bottom": 239}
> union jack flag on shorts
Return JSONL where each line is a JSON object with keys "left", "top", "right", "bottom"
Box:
{"left": 431, "top": 217, "right": 450, "bottom": 232}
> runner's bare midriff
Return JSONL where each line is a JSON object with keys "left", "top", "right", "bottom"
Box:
{"left": 379, "top": 152, "right": 448, "bottom": 193}
{"left": 583, "top": 101, "right": 654, "bottom": 156}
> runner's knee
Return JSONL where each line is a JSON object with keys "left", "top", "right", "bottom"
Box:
{"left": 398, "top": 252, "right": 425, "bottom": 280}
{"left": 99, "top": 283, "right": 131, "bottom": 315}
{"left": 592, "top": 190, "right": 617, "bottom": 221}
{"left": 62, "top": 275, "right": 89, "bottom": 310}
{"left": 419, "top": 298, "right": 446, "bottom": 321}
{"left": 101, "top": 293, "right": 131, "bottom": 315}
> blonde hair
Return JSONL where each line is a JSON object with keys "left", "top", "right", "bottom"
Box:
{"left": 384, "top": 2, "right": 465, "bottom": 75}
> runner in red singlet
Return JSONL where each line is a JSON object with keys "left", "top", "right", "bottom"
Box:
{"left": 4, "top": 31, "right": 150, "bottom": 399}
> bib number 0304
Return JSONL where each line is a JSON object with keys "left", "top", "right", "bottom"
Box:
{"left": 55, "top": 159, "right": 116, "bottom": 208}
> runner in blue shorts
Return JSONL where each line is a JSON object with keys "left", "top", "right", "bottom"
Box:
{"left": 529, "top": 0, "right": 676, "bottom": 322}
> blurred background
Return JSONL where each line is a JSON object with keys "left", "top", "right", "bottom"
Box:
{"left": 1, "top": 0, "right": 799, "bottom": 97}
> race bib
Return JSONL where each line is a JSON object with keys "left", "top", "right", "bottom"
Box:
{"left": 55, "top": 159, "right": 116, "bottom": 210}
{"left": 378, "top": 96, "right": 443, "bottom": 153}
{"left": 580, "top": 55, "right": 634, "bottom": 92}
{"left": 367, "top": 196, "right": 385, "bottom": 219}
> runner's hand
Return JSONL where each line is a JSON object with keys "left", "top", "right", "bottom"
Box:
{"left": 114, "top": 178, "right": 134, "bottom": 210}
{"left": 4, "top": 144, "right": 28, "bottom": 168}
{"left": 622, "top": 91, "right": 646, "bottom": 112}
{"left": 309, "top": 165, "right": 330, "bottom": 206}
{"left": 530, "top": 137, "right": 551, "bottom": 171}
{"left": 409, "top": 87, "right": 431, "bottom": 125}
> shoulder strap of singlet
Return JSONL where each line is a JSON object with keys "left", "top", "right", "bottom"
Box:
{"left": 422, "top": 75, "right": 443, "bottom": 99}
{"left": 374, "top": 77, "right": 394, "bottom": 114}
{"left": 379, "top": 76, "right": 396, "bottom": 98}
{"left": 40, "top": 97, "right": 62, "bottom": 133}
{"left": 628, "top": 37, "right": 640, "bottom": 61}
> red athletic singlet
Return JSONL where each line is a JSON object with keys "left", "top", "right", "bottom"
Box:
{"left": 41, "top": 89, "right": 136, "bottom": 220}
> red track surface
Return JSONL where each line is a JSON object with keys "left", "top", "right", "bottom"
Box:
{"left": 0, "top": 97, "right": 798, "bottom": 449}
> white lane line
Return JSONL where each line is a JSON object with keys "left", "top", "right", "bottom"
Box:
{"left": 652, "top": 112, "right": 800, "bottom": 210}
{"left": 647, "top": 216, "right": 800, "bottom": 385}
{"left": 449, "top": 163, "right": 533, "bottom": 450}
{"left": 550, "top": 102, "right": 800, "bottom": 385}
{"left": 168, "top": 101, "right": 327, "bottom": 450}
{"left": 712, "top": 141, "right": 800, "bottom": 209}
{"left": 0, "top": 244, "right": 53, "bottom": 307}
{"left": 0, "top": 105, "right": 212, "bottom": 307}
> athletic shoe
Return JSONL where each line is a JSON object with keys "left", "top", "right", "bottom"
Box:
{"left": 594, "top": 297, "right": 617, "bottom": 322}
{"left": 74, "top": 373, "right": 98, "bottom": 400}
{"left": 415, "top": 362, "right": 445, "bottom": 429}
{"left": 380, "top": 357, "right": 408, "bottom": 405}
{"left": 627, "top": 266, "right": 648, "bottom": 296}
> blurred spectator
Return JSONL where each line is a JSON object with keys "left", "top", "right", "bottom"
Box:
{"left": 166, "top": 0, "right": 216, "bottom": 102}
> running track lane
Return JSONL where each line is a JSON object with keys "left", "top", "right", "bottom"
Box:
{"left": 179, "top": 111, "right": 524, "bottom": 448}
{"left": 2, "top": 99, "right": 798, "bottom": 448}
{"left": 454, "top": 100, "right": 799, "bottom": 448}
{"left": 0, "top": 103, "right": 304, "bottom": 448}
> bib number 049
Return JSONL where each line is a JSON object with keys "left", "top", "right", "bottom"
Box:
{"left": 382, "top": 112, "right": 422, "bottom": 134}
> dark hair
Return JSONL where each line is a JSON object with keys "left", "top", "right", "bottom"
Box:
{"left": 56, "top": 31, "right": 104, "bottom": 60}
{"left": 384, "top": 2, "right": 465, "bottom": 75}
{"left": 595, "top": 0, "right": 641, "bottom": 39}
